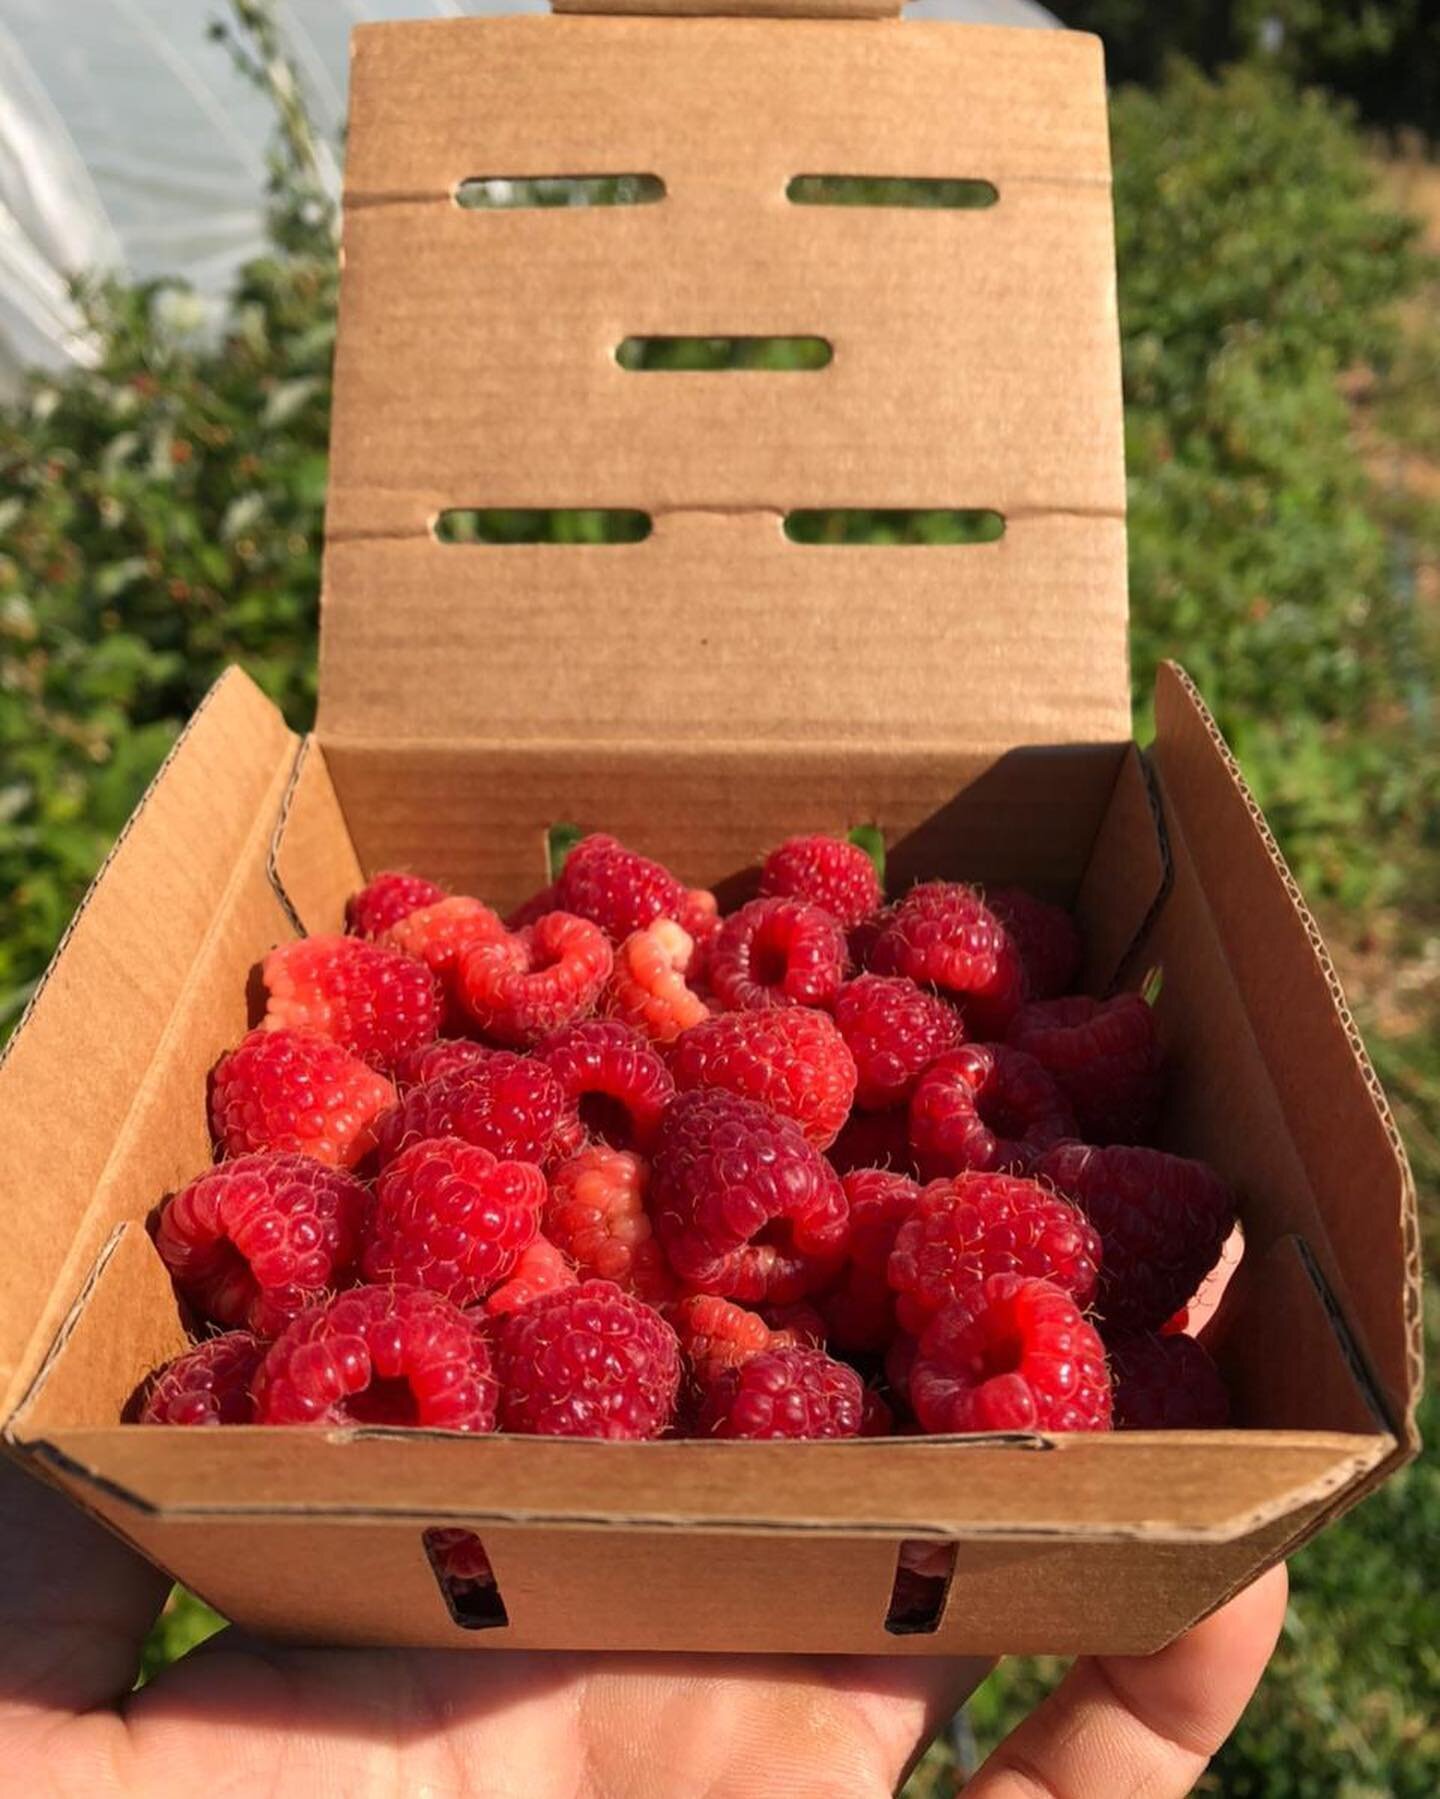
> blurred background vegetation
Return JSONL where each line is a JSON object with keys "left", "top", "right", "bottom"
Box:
{"left": 4, "top": 1, "right": 1437, "bottom": 1790}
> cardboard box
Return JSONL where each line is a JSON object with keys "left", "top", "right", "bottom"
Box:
{"left": 0, "top": 9, "right": 1421, "bottom": 1656}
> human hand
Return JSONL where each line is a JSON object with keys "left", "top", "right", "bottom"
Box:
{"left": 0, "top": 1451, "right": 1284, "bottom": 1797}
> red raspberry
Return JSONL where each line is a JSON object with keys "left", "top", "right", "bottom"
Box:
{"left": 496, "top": 1278, "right": 681, "bottom": 1439}
{"left": 254, "top": 1284, "right": 498, "bottom": 1430}
{"left": 210, "top": 1027, "right": 396, "bottom": 1169}
{"left": 1108, "top": 1331, "right": 1231, "bottom": 1429}
{"left": 544, "top": 1144, "right": 676, "bottom": 1303}
{"left": 362, "top": 1137, "right": 545, "bottom": 1306}
{"left": 604, "top": 918, "right": 710, "bottom": 1045}
{"left": 1008, "top": 994, "right": 1163, "bottom": 1145}
{"left": 887, "top": 1170, "right": 1101, "bottom": 1337}
{"left": 833, "top": 974, "right": 964, "bottom": 1111}
{"left": 668, "top": 1293, "right": 777, "bottom": 1372}
{"left": 381, "top": 897, "right": 508, "bottom": 1007}
{"left": 555, "top": 834, "right": 687, "bottom": 942}
{"left": 507, "top": 884, "right": 559, "bottom": 931}
{"left": 759, "top": 835, "right": 883, "bottom": 931}
{"left": 860, "top": 1387, "right": 895, "bottom": 1436}
{"left": 374, "top": 1055, "right": 567, "bottom": 1169}
{"left": 651, "top": 1090, "right": 850, "bottom": 1304}
{"left": 708, "top": 897, "right": 849, "bottom": 1012}
{"left": 457, "top": 912, "right": 612, "bottom": 1046}
{"left": 1035, "top": 1141, "right": 1236, "bottom": 1335}
{"left": 481, "top": 1235, "right": 578, "bottom": 1317}
{"left": 154, "top": 1151, "right": 370, "bottom": 1335}
{"left": 909, "top": 1044, "right": 1076, "bottom": 1177}
{"left": 870, "top": 882, "right": 1024, "bottom": 1038}
{"left": 678, "top": 887, "right": 722, "bottom": 953}
{"left": 826, "top": 1106, "right": 918, "bottom": 1178}
{"left": 911, "top": 1274, "right": 1112, "bottom": 1433}
{"left": 760, "top": 1299, "right": 828, "bottom": 1346}
{"left": 985, "top": 886, "right": 1082, "bottom": 1001}
{"left": 691, "top": 1346, "right": 863, "bottom": 1439}
{"left": 819, "top": 1170, "right": 920, "bottom": 1356}
{"left": 1162, "top": 1306, "right": 1190, "bottom": 1336}
{"left": 669, "top": 1007, "right": 857, "bottom": 1151}
{"left": 140, "top": 1332, "right": 265, "bottom": 1426}
{"left": 392, "top": 1037, "right": 497, "bottom": 1091}
{"left": 426, "top": 1528, "right": 497, "bottom": 1595}
{"left": 260, "top": 934, "right": 442, "bottom": 1073}
{"left": 847, "top": 906, "right": 892, "bottom": 973}
{"left": 537, "top": 1019, "right": 675, "bottom": 1155}
{"left": 347, "top": 870, "right": 445, "bottom": 940}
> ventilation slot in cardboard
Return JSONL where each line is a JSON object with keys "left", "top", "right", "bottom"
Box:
{"left": 434, "top": 510, "right": 652, "bottom": 545}
{"left": 785, "top": 510, "right": 1004, "bottom": 545}
{"left": 787, "top": 176, "right": 997, "bottom": 210}
{"left": 615, "top": 336, "right": 832, "bottom": 372}
{"left": 423, "top": 1528, "right": 509, "bottom": 1631}
{"left": 456, "top": 175, "right": 664, "bottom": 209}
{"left": 885, "top": 1540, "right": 958, "bottom": 1636}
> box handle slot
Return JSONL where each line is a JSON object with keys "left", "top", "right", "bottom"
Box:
{"left": 785, "top": 510, "right": 1004, "bottom": 545}
{"left": 884, "top": 1538, "right": 958, "bottom": 1635}
{"left": 616, "top": 336, "right": 832, "bottom": 371}
{"left": 456, "top": 174, "right": 664, "bottom": 209}
{"left": 787, "top": 176, "right": 998, "bottom": 210}
{"left": 423, "top": 1527, "right": 510, "bottom": 1631}
{"left": 434, "top": 510, "right": 652, "bottom": 545}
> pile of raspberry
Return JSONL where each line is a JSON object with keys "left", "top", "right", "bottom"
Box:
{"left": 138, "top": 832, "right": 1235, "bottom": 1441}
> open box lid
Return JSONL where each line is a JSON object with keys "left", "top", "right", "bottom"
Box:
{"left": 318, "top": 7, "right": 1130, "bottom": 749}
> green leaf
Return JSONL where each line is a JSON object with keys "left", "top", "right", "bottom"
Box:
{"left": 847, "top": 823, "right": 887, "bottom": 889}
{"left": 546, "top": 822, "right": 586, "bottom": 883}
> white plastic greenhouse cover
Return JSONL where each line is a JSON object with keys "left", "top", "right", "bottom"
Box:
{"left": 0, "top": 0, "right": 1058, "bottom": 394}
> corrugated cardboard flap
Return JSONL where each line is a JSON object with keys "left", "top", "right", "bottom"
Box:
{"left": 319, "top": 16, "right": 1129, "bottom": 748}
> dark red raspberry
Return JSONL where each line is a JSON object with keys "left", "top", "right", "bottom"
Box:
{"left": 496, "top": 1278, "right": 681, "bottom": 1439}
{"left": 818, "top": 1169, "right": 920, "bottom": 1356}
{"left": 362, "top": 1137, "right": 545, "bottom": 1306}
{"left": 1108, "top": 1331, "right": 1231, "bottom": 1429}
{"left": 826, "top": 1106, "right": 918, "bottom": 1178}
{"left": 887, "top": 1170, "right": 1101, "bottom": 1337}
{"left": 678, "top": 888, "right": 722, "bottom": 955}
{"left": 860, "top": 1387, "right": 895, "bottom": 1436}
{"left": 537, "top": 1019, "right": 675, "bottom": 1155}
{"left": 374, "top": 1056, "right": 567, "bottom": 1169}
{"left": 759, "top": 835, "right": 883, "bottom": 931}
{"left": 651, "top": 1090, "right": 850, "bottom": 1304}
{"left": 603, "top": 919, "right": 711, "bottom": 1045}
{"left": 253, "top": 1284, "right": 498, "bottom": 1430}
{"left": 1008, "top": 994, "right": 1163, "bottom": 1145}
{"left": 154, "top": 1151, "right": 370, "bottom": 1335}
{"left": 391, "top": 1037, "right": 498, "bottom": 1092}
{"left": 910, "top": 1274, "right": 1113, "bottom": 1433}
{"left": 985, "top": 886, "right": 1082, "bottom": 1001}
{"left": 833, "top": 974, "right": 964, "bottom": 1111}
{"left": 210, "top": 1028, "right": 396, "bottom": 1169}
{"left": 506, "top": 884, "right": 559, "bottom": 930}
{"left": 885, "top": 1332, "right": 918, "bottom": 1409}
{"left": 909, "top": 1044, "right": 1077, "bottom": 1177}
{"left": 481, "top": 1235, "right": 578, "bottom": 1317}
{"left": 140, "top": 1332, "right": 265, "bottom": 1426}
{"left": 691, "top": 1345, "right": 864, "bottom": 1439}
{"left": 759, "top": 1299, "right": 828, "bottom": 1347}
{"left": 669, "top": 1007, "right": 857, "bottom": 1151}
{"left": 381, "top": 897, "right": 508, "bottom": 1022}
{"left": 1035, "top": 1142, "right": 1236, "bottom": 1335}
{"left": 555, "top": 834, "right": 688, "bottom": 942}
{"left": 668, "top": 1293, "right": 777, "bottom": 1371}
{"left": 870, "top": 882, "right": 1024, "bottom": 1038}
{"left": 544, "top": 1144, "right": 676, "bottom": 1303}
{"left": 347, "top": 870, "right": 445, "bottom": 940}
{"left": 458, "top": 912, "right": 612, "bottom": 1046}
{"left": 425, "top": 1528, "right": 497, "bottom": 1596}
{"left": 260, "top": 934, "right": 442, "bottom": 1073}
{"left": 708, "top": 897, "right": 848, "bottom": 1012}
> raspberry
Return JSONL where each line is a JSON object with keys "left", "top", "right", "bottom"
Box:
{"left": 211, "top": 1027, "right": 396, "bottom": 1169}
{"left": 870, "top": 882, "right": 1024, "bottom": 1038}
{"left": 507, "top": 884, "right": 559, "bottom": 931}
{"left": 544, "top": 1144, "right": 675, "bottom": 1303}
{"left": 154, "top": 1151, "right": 370, "bottom": 1335}
{"left": 759, "top": 835, "right": 883, "bottom": 931}
{"left": 254, "top": 1284, "right": 498, "bottom": 1430}
{"left": 1035, "top": 1142, "right": 1236, "bottom": 1335}
{"left": 826, "top": 1107, "right": 918, "bottom": 1178}
{"left": 909, "top": 1044, "right": 1077, "bottom": 1177}
{"left": 910, "top": 1274, "right": 1113, "bottom": 1434}
{"left": 555, "top": 834, "right": 687, "bottom": 942}
{"left": 833, "top": 974, "right": 964, "bottom": 1111}
{"left": 374, "top": 1055, "right": 566, "bottom": 1169}
{"left": 362, "top": 1137, "right": 545, "bottom": 1306}
{"left": 860, "top": 1387, "right": 895, "bottom": 1436}
{"left": 426, "top": 1528, "right": 497, "bottom": 1595}
{"left": 819, "top": 1169, "right": 920, "bottom": 1356}
{"left": 260, "top": 934, "right": 442, "bottom": 1073}
{"left": 985, "top": 886, "right": 1082, "bottom": 1001}
{"left": 496, "top": 1278, "right": 681, "bottom": 1439}
{"left": 668, "top": 1293, "right": 777, "bottom": 1371}
{"left": 1108, "top": 1331, "right": 1231, "bottom": 1429}
{"left": 669, "top": 1007, "right": 857, "bottom": 1151}
{"left": 1008, "top": 994, "right": 1163, "bottom": 1145}
{"left": 885, "top": 1332, "right": 918, "bottom": 1409}
{"left": 692, "top": 1346, "right": 863, "bottom": 1439}
{"left": 537, "top": 1019, "right": 675, "bottom": 1155}
{"left": 140, "top": 1332, "right": 265, "bottom": 1426}
{"left": 347, "top": 871, "right": 445, "bottom": 940}
{"left": 604, "top": 919, "right": 710, "bottom": 1044}
{"left": 678, "top": 888, "right": 722, "bottom": 953}
{"left": 481, "top": 1235, "right": 578, "bottom": 1317}
{"left": 887, "top": 1170, "right": 1101, "bottom": 1337}
{"left": 651, "top": 1090, "right": 850, "bottom": 1304}
{"left": 457, "top": 912, "right": 612, "bottom": 1046}
{"left": 392, "top": 1037, "right": 497, "bottom": 1091}
{"left": 760, "top": 1300, "right": 828, "bottom": 1347}
{"left": 708, "top": 897, "right": 849, "bottom": 1012}
{"left": 381, "top": 897, "right": 508, "bottom": 1003}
